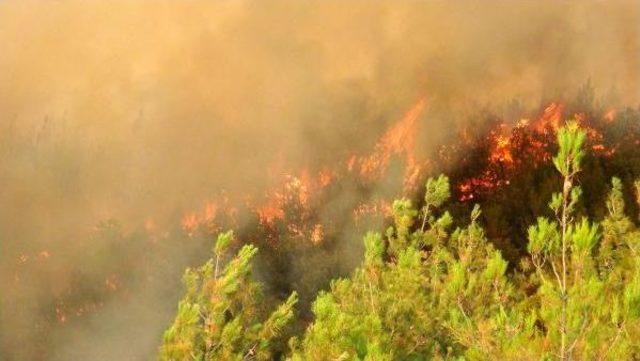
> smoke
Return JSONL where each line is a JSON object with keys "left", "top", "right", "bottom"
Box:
{"left": 0, "top": 1, "right": 638, "bottom": 360}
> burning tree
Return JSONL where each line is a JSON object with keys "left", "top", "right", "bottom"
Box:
{"left": 161, "top": 121, "right": 640, "bottom": 360}
{"left": 284, "top": 122, "right": 640, "bottom": 360}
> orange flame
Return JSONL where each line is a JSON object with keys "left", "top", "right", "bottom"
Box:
{"left": 353, "top": 199, "right": 392, "bottom": 223}
{"left": 604, "top": 108, "right": 617, "bottom": 123}
{"left": 256, "top": 193, "right": 285, "bottom": 226}
{"left": 181, "top": 212, "right": 199, "bottom": 235}
{"left": 355, "top": 98, "right": 427, "bottom": 188}
{"left": 533, "top": 102, "right": 564, "bottom": 133}
{"left": 455, "top": 102, "right": 627, "bottom": 201}
{"left": 180, "top": 98, "right": 429, "bottom": 238}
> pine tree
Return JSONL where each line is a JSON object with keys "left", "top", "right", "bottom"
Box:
{"left": 289, "top": 175, "right": 519, "bottom": 360}
{"left": 526, "top": 122, "right": 640, "bottom": 359}
{"left": 160, "top": 122, "right": 640, "bottom": 360}
{"left": 159, "top": 231, "right": 298, "bottom": 361}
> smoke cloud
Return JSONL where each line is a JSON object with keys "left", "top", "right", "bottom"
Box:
{"left": 0, "top": 1, "right": 638, "bottom": 360}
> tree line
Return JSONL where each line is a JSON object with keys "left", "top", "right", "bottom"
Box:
{"left": 159, "top": 121, "right": 640, "bottom": 360}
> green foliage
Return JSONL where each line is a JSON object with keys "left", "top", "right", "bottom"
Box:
{"left": 363, "top": 232, "right": 385, "bottom": 268}
{"left": 553, "top": 121, "right": 586, "bottom": 178}
{"left": 288, "top": 122, "right": 640, "bottom": 360}
{"left": 159, "top": 232, "right": 298, "bottom": 361}
{"left": 161, "top": 122, "right": 640, "bottom": 360}
{"left": 289, "top": 174, "right": 523, "bottom": 360}
{"left": 388, "top": 198, "right": 418, "bottom": 256}
{"left": 523, "top": 123, "right": 640, "bottom": 360}
{"left": 215, "top": 230, "right": 234, "bottom": 257}
{"left": 528, "top": 217, "right": 561, "bottom": 256}
{"left": 424, "top": 174, "right": 451, "bottom": 209}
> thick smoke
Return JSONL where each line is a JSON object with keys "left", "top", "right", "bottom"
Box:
{"left": 0, "top": 1, "right": 638, "bottom": 360}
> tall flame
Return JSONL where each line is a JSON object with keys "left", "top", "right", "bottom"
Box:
{"left": 356, "top": 98, "right": 427, "bottom": 189}
{"left": 180, "top": 97, "right": 428, "bottom": 235}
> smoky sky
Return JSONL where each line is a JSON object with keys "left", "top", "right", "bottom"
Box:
{"left": 0, "top": 1, "right": 638, "bottom": 360}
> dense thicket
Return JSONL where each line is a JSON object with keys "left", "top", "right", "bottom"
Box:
{"left": 161, "top": 121, "right": 640, "bottom": 360}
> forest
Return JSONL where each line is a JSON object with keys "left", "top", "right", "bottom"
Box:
{"left": 1, "top": 2, "right": 639, "bottom": 361}
{"left": 158, "top": 114, "right": 640, "bottom": 360}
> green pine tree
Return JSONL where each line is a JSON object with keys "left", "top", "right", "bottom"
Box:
{"left": 159, "top": 231, "right": 298, "bottom": 361}
{"left": 289, "top": 175, "right": 520, "bottom": 360}
{"left": 526, "top": 121, "right": 640, "bottom": 359}
{"left": 160, "top": 121, "right": 640, "bottom": 360}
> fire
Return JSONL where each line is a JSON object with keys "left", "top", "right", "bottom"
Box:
{"left": 318, "top": 168, "right": 334, "bottom": 187}
{"left": 203, "top": 202, "right": 218, "bottom": 223}
{"left": 311, "top": 224, "right": 324, "bottom": 245}
{"left": 256, "top": 193, "right": 285, "bottom": 226}
{"left": 455, "top": 103, "right": 627, "bottom": 201}
{"left": 489, "top": 131, "right": 515, "bottom": 165}
{"left": 181, "top": 212, "right": 199, "bottom": 235}
{"left": 289, "top": 173, "right": 310, "bottom": 206}
{"left": 256, "top": 172, "right": 314, "bottom": 226}
{"left": 25, "top": 97, "right": 436, "bottom": 333}
{"left": 456, "top": 102, "right": 563, "bottom": 201}
{"left": 353, "top": 98, "right": 427, "bottom": 188}
{"left": 353, "top": 199, "right": 392, "bottom": 223}
{"left": 18, "top": 94, "right": 637, "bottom": 345}
{"left": 55, "top": 300, "right": 106, "bottom": 324}
{"left": 347, "top": 155, "right": 357, "bottom": 172}
{"left": 533, "top": 102, "right": 564, "bottom": 133}
{"left": 604, "top": 108, "right": 616, "bottom": 123}
{"left": 457, "top": 172, "right": 511, "bottom": 202}
{"left": 177, "top": 98, "right": 429, "bottom": 238}
{"left": 180, "top": 196, "right": 237, "bottom": 236}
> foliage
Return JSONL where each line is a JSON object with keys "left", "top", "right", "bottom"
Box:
{"left": 161, "top": 122, "right": 640, "bottom": 360}
{"left": 159, "top": 231, "right": 298, "bottom": 360}
{"left": 524, "top": 122, "right": 640, "bottom": 359}
{"left": 289, "top": 176, "right": 523, "bottom": 360}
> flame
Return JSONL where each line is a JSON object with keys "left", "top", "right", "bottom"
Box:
{"left": 455, "top": 103, "right": 628, "bottom": 201}
{"left": 604, "top": 108, "right": 617, "bottom": 123}
{"left": 533, "top": 102, "right": 564, "bottom": 133}
{"left": 488, "top": 129, "right": 515, "bottom": 165}
{"left": 181, "top": 212, "right": 199, "bottom": 235}
{"left": 353, "top": 199, "right": 392, "bottom": 223}
{"left": 456, "top": 103, "right": 564, "bottom": 201}
{"left": 311, "top": 224, "right": 324, "bottom": 245}
{"left": 179, "top": 98, "right": 429, "bottom": 239}
{"left": 203, "top": 202, "right": 218, "bottom": 223}
{"left": 318, "top": 168, "right": 334, "bottom": 187}
{"left": 18, "top": 96, "right": 436, "bottom": 341}
{"left": 256, "top": 192, "right": 285, "bottom": 226}
{"left": 354, "top": 98, "right": 427, "bottom": 188}
{"left": 180, "top": 197, "right": 235, "bottom": 236}
{"left": 347, "top": 155, "right": 357, "bottom": 172}
{"left": 19, "top": 94, "right": 638, "bottom": 342}
{"left": 55, "top": 300, "right": 106, "bottom": 324}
